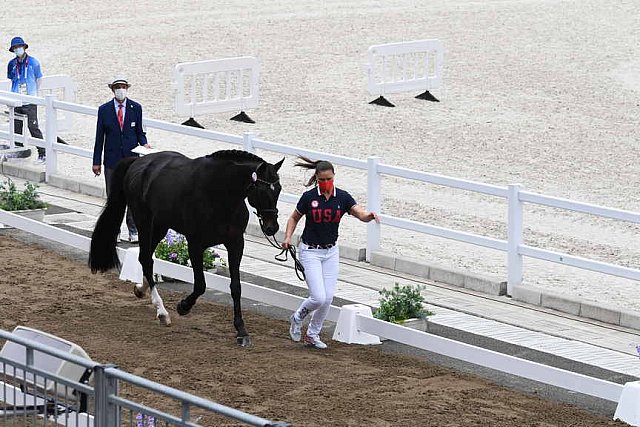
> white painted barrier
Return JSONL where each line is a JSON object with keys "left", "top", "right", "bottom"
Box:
{"left": 352, "top": 310, "right": 625, "bottom": 403}
{"left": 332, "top": 304, "right": 381, "bottom": 345}
{"left": 173, "top": 57, "right": 260, "bottom": 118}
{"left": 0, "top": 75, "right": 76, "bottom": 132}
{"left": 0, "top": 91, "right": 639, "bottom": 300}
{"left": 0, "top": 208, "right": 632, "bottom": 419}
{"left": 366, "top": 39, "right": 444, "bottom": 98}
{"left": 615, "top": 381, "right": 640, "bottom": 425}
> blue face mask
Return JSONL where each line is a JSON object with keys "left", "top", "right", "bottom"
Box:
{"left": 13, "top": 47, "right": 25, "bottom": 57}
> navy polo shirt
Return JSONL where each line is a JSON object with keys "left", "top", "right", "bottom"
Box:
{"left": 296, "top": 186, "right": 356, "bottom": 246}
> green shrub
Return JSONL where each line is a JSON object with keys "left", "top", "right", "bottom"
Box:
{"left": 374, "top": 282, "right": 432, "bottom": 323}
{"left": 0, "top": 179, "right": 47, "bottom": 211}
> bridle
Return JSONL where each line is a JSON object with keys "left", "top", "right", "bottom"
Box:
{"left": 248, "top": 171, "right": 305, "bottom": 281}
{"left": 248, "top": 176, "right": 280, "bottom": 224}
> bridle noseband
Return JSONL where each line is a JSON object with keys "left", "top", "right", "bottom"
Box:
{"left": 247, "top": 168, "right": 305, "bottom": 281}
{"left": 248, "top": 177, "right": 280, "bottom": 220}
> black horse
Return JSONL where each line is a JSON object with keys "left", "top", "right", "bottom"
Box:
{"left": 89, "top": 150, "right": 283, "bottom": 347}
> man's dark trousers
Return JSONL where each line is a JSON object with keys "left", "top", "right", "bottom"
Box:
{"left": 14, "top": 104, "right": 45, "bottom": 157}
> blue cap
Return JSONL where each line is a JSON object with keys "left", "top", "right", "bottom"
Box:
{"left": 9, "top": 36, "right": 28, "bottom": 52}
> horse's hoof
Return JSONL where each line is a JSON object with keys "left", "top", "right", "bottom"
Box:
{"left": 157, "top": 314, "right": 172, "bottom": 326}
{"left": 133, "top": 284, "right": 145, "bottom": 299}
{"left": 237, "top": 336, "right": 253, "bottom": 348}
{"left": 176, "top": 300, "right": 191, "bottom": 316}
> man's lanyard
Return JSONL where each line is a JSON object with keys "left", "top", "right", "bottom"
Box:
{"left": 15, "top": 55, "right": 29, "bottom": 81}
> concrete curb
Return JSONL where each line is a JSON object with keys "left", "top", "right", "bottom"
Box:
{"left": 511, "top": 286, "right": 640, "bottom": 329}
{"left": 1, "top": 160, "right": 45, "bottom": 183}
{"left": 3, "top": 163, "right": 639, "bottom": 330}
{"left": 370, "top": 251, "right": 507, "bottom": 296}
{"left": 48, "top": 174, "right": 106, "bottom": 199}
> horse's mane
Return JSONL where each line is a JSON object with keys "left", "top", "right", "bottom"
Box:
{"left": 206, "top": 150, "right": 264, "bottom": 164}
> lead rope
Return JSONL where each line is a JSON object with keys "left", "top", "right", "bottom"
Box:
{"left": 257, "top": 214, "right": 306, "bottom": 281}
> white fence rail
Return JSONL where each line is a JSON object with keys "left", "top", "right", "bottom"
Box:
{"left": 173, "top": 57, "right": 260, "bottom": 117}
{"left": 1, "top": 75, "right": 76, "bottom": 131}
{"left": 0, "top": 209, "right": 630, "bottom": 417}
{"left": 0, "top": 90, "right": 639, "bottom": 296}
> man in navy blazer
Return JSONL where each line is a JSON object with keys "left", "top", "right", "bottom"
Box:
{"left": 92, "top": 75, "right": 150, "bottom": 243}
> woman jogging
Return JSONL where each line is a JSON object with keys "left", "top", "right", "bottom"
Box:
{"left": 282, "top": 156, "right": 379, "bottom": 349}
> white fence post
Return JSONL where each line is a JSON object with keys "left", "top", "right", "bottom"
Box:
{"left": 366, "top": 156, "right": 381, "bottom": 262}
{"left": 242, "top": 132, "right": 255, "bottom": 153}
{"left": 243, "top": 132, "right": 258, "bottom": 224}
{"left": 44, "top": 95, "right": 58, "bottom": 180}
{"left": 507, "top": 184, "right": 523, "bottom": 295}
{"left": 8, "top": 106, "right": 16, "bottom": 148}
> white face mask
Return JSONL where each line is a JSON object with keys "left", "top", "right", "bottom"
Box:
{"left": 13, "top": 47, "right": 24, "bottom": 57}
{"left": 114, "top": 88, "right": 127, "bottom": 101}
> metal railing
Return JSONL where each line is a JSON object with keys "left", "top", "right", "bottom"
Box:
{"left": 1, "top": 90, "right": 639, "bottom": 295}
{"left": 0, "top": 328, "right": 291, "bottom": 426}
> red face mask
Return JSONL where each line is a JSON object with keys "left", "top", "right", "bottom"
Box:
{"left": 318, "top": 179, "right": 334, "bottom": 194}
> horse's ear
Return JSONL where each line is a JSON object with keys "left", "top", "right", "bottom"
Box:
{"left": 274, "top": 157, "right": 285, "bottom": 172}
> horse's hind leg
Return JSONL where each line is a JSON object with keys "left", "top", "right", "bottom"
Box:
{"left": 137, "top": 222, "right": 171, "bottom": 326}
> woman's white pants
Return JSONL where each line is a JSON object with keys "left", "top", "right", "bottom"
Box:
{"left": 293, "top": 243, "right": 339, "bottom": 338}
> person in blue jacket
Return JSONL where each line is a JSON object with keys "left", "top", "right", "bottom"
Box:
{"left": 282, "top": 156, "right": 379, "bottom": 349}
{"left": 92, "top": 75, "right": 151, "bottom": 243}
{"left": 6, "top": 36, "right": 46, "bottom": 162}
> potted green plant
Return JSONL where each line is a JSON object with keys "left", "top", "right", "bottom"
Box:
{"left": 0, "top": 179, "right": 48, "bottom": 221}
{"left": 374, "top": 282, "right": 433, "bottom": 332}
{"left": 153, "top": 229, "right": 226, "bottom": 282}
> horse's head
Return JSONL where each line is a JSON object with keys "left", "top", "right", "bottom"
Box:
{"left": 247, "top": 158, "right": 284, "bottom": 236}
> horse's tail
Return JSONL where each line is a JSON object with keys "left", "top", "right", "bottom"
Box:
{"left": 89, "top": 157, "right": 137, "bottom": 273}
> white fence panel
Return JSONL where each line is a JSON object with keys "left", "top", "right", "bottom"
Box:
{"left": 173, "top": 57, "right": 260, "bottom": 117}
{"left": 367, "top": 39, "right": 444, "bottom": 96}
{"left": 1, "top": 75, "right": 76, "bottom": 131}
{"left": 0, "top": 91, "right": 639, "bottom": 294}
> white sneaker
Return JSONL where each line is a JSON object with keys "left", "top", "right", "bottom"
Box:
{"left": 303, "top": 334, "right": 327, "bottom": 349}
{"left": 289, "top": 314, "right": 302, "bottom": 342}
{"left": 129, "top": 233, "right": 139, "bottom": 243}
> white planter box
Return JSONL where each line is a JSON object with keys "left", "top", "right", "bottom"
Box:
{"left": 155, "top": 267, "right": 218, "bottom": 283}
{"left": 400, "top": 317, "right": 428, "bottom": 332}
{"left": 379, "top": 317, "right": 429, "bottom": 341}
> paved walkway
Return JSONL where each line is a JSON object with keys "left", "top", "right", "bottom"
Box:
{"left": 5, "top": 176, "right": 640, "bottom": 382}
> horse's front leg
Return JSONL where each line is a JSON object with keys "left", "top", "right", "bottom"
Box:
{"left": 226, "top": 237, "right": 250, "bottom": 347}
{"left": 176, "top": 244, "right": 206, "bottom": 316}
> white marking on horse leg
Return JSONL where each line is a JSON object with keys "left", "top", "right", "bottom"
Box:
{"left": 151, "top": 286, "right": 171, "bottom": 326}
